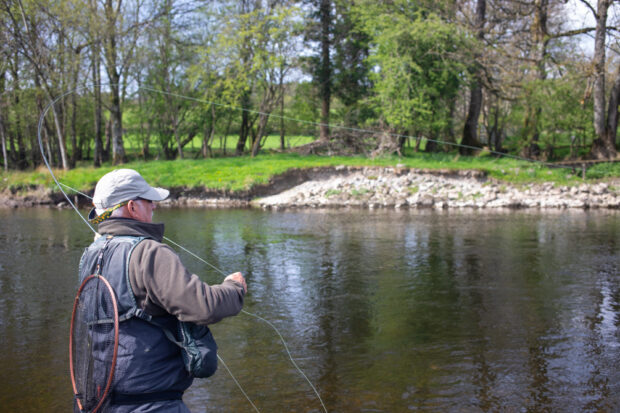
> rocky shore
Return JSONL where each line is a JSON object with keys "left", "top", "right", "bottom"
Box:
{"left": 2, "top": 166, "right": 619, "bottom": 210}
{"left": 253, "top": 166, "right": 620, "bottom": 210}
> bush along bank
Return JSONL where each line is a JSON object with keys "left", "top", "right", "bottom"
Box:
{"left": 1, "top": 166, "right": 619, "bottom": 209}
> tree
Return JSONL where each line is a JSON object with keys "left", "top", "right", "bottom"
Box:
{"left": 0, "top": 15, "right": 9, "bottom": 171}
{"left": 304, "top": 0, "right": 336, "bottom": 141}
{"left": 317, "top": 0, "right": 331, "bottom": 141}
{"left": 360, "top": 2, "right": 467, "bottom": 151}
{"left": 191, "top": 1, "right": 299, "bottom": 156}
{"left": 139, "top": 0, "right": 200, "bottom": 159}
{"left": 94, "top": 0, "right": 160, "bottom": 164}
{"left": 331, "top": 0, "right": 371, "bottom": 127}
{"left": 590, "top": 0, "right": 619, "bottom": 159}
{"left": 460, "top": 0, "right": 485, "bottom": 155}
{"left": 4, "top": 0, "right": 73, "bottom": 169}
{"left": 250, "top": 5, "right": 299, "bottom": 156}
{"left": 0, "top": 71, "right": 8, "bottom": 171}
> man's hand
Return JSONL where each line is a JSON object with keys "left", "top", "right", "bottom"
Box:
{"left": 224, "top": 272, "right": 247, "bottom": 294}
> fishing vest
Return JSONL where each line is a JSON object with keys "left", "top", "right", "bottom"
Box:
{"left": 78, "top": 235, "right": 193, "bottom": 402}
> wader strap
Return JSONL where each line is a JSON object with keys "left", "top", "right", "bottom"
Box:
{"left": 110, "top": 390, "right": 184, "bottom": 405}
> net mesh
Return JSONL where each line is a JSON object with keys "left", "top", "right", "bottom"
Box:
{"left": 71, "top": 275, "right": 118, "bottom": 413}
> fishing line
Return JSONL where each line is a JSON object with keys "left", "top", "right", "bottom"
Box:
{"left": 55, "top": 182, "right": 329, "bottom": 413}
{"left": 164, "top": 236, "right": 328, "bottom": 413}
{"left": 37, "top": 86, "right": 329, "bottom": 413}
{"left": 217, "top": 355, "right": 260, "bottom": 413}
{"left": 38, "top": 95, "right": 263, "bottom": 412}
{"left": 39, "top": 81, "right": 574, "bottom": 413}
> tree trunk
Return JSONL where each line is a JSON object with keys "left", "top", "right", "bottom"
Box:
{"left": 592, "top": 0, "right": 609, "bottom": 141}
{"left": 105, "top": 117, "right": 112, "bottom": 156}
{"left": 70, "top": 51, "right": 80, "bottom": 167}
{"left": 50, "top": 102, "right": 70, "bottom": 169}
{"left": 462, "top": 86, "right": 483, "bottom": 154}
{"left": 280, "top": 79, "right": 285, "bottom": 150}
{"left": 223, "top": 114, "right": 233, "bottom": 156}
{"left": 10, "top": 57, "right": 28, "bottom": 169}
{"left": 489, "top": 105, "right": 504, "bottom": 154}
{"left": 518, "top": 0, "right": 549, "bottom": 159}
{"left": 110, "top": 84, "right": 126, "bottom": 164}
{"left": 591, "top": 0, "right": 617, "bottom": 159}
{"left": 89, "top": 0, "right": 104, "bottom": 166}
{"left": 251, "top": 112, "right": 270, "bottom": 157}
{"left": 93, "top": 48, "right": 104, "bottom": 165}
{"left": 174, "top": 119, "right": 184, "bottom": 159}
{"left": 0, "top": 71, "right": 8, "bottom": 171}
{"left": 136, "top": 80, "right": 149, "bottom": 160}
{"left": 236, "top": 91, "right": 252, "bottom": 155}
{"left": 318, "top": 0, "right": 331, "bottom": 141}
{"left": 604, "top": 68, "right": 620, "bottom": 149}
{"left": 201, "top": 123, "right": 212, "bottom": 158}
{"left": 0, "top": 125, "right": 7, "bottom": 171}
{"left": 0, "top": 104, "right": 7, "bottom": 171}
{"left": 460, "top": 0, "right": 485, "bottom": 155}
{"left": 103, "top": 0, "right": 126, "bottom": 164}
{"left": 202, "top": 105, "right": 216, "bottom": 158}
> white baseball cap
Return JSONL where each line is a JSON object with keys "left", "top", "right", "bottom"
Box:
{"left": 88, "top": 169, "right": 169, "bottom": 221}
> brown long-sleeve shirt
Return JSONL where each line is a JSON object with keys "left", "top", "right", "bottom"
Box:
{"left": 98, "top": 218, "right": 244, "bottom": 325}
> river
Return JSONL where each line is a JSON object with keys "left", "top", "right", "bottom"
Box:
{"left": 0, "top": 207, "right": 619, "bottom": 412}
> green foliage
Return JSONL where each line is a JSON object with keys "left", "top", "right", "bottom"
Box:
{"left": 357, "top": 3, "right": 468, "bottom": 140}
{"left": 351, "top": 188, "right": 370, "bottom": 197}
{"left": 505, "top": 67, "right": 594, "bottom": 157}
{"left": 1, "top": 0, "right": 618, "bottom": 172}
{"left": 586, "top": 162, "right": 620, "bottom": 179}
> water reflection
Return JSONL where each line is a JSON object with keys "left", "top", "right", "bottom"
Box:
{"left": 0, "top": 208, "right": 619, "bottom": 412}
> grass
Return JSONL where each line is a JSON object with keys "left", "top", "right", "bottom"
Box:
{"left": 586, "top": 162, "right": 620, "bottom": 179}
{"left": 122, "top": 134, "right": 316, "bottom": 154}
{"left": 1, "top": 150, "right": 617, "bottom": 195}
{"left": 325, "top": 189, "right": 342, "bottom": 197}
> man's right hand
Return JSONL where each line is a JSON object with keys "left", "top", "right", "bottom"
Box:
{"left": 224, "top": 272, "right": 247, "bottom": 294}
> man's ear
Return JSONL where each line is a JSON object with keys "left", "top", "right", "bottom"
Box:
{"left": 127, "top": 200, "right": 136, "bottom": 217}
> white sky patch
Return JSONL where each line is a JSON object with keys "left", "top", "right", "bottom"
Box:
{"left": 563, "top": 0, "right": 620, "bottom": 58}
{"left": 564, "top": 0, "right": 597, "bottom": 56}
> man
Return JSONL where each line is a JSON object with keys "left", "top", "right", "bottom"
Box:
{"left": 79, "top": 168, "right": 246, "bottom": 412}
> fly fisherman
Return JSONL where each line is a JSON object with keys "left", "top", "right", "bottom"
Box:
{"left": 78, "top": 168, "right": 247, "bottom": 412}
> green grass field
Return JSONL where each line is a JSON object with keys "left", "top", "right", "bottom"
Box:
{"left": 121, "top": 134, "right": 316, "bottom": 155}
{"left": 3, "top": 148, "right": 619, "bottom": 195}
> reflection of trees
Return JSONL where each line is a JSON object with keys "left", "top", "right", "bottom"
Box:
{"left": 163, "top": 209, "right": 620, "bottom": 411}
{"left": 0, "top": 209, "right": 90, "bottom": 411}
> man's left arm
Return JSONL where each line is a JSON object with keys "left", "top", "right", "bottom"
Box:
{"left": 131, "top": 241, "right": 245, "bottom": 325}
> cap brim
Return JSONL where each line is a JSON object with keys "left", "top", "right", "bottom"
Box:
{"left": 139, "top": 186, "right": 169, "bottom": 202}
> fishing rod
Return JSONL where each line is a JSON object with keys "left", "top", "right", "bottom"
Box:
{"left": 37, "top": 85, "right": 328, "bottom": 413}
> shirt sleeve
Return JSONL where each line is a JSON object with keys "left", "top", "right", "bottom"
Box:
{"left": 129, "top": 239, "right": 245, "bottom": 325}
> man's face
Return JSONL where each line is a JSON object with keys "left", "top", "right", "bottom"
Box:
{"left": 129, "top": 199, "right": 156, "bottom": 223}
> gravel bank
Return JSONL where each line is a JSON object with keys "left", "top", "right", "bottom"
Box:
{"left": 254, "top": 167, "right": 620, "bottom": 210}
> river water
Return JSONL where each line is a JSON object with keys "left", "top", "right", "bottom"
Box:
{"left": 0, "top": 207, "right": 619, "bottom": 412}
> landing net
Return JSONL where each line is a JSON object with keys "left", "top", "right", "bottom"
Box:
{"left": 70, "top": 275, "right": 119, "bottom": 413}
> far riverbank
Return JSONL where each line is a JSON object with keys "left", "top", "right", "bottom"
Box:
{"left": 2, "top": 166, "right": 619, "bottom": 210}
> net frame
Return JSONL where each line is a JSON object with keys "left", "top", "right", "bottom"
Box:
{"left": 70, "top": 274, "right": 120, "bottom": 413}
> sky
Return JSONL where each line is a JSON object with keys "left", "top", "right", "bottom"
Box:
{"left": 563, "top": 0, "right": 620, "bottom": 57}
